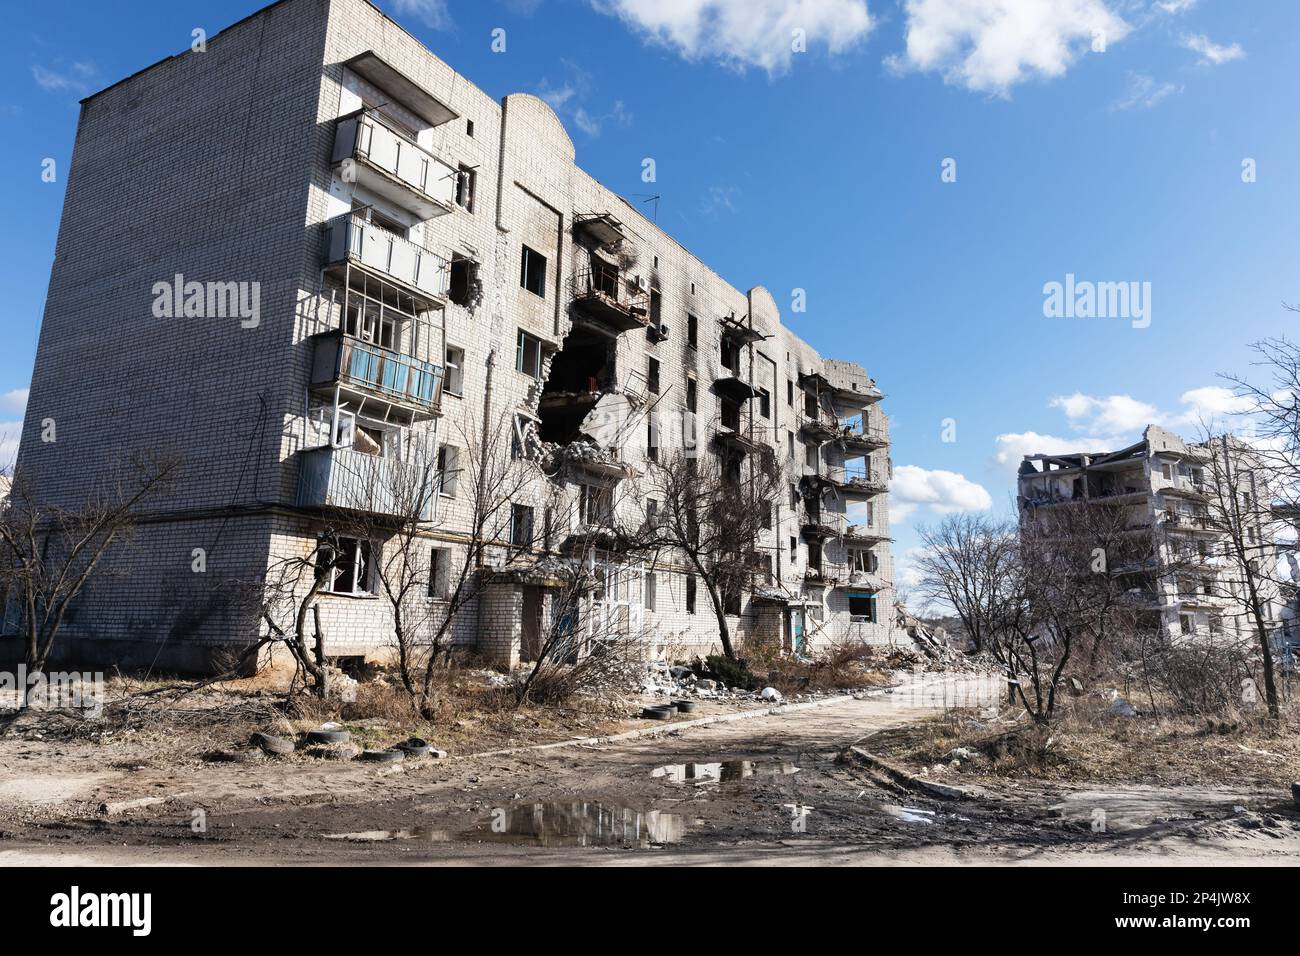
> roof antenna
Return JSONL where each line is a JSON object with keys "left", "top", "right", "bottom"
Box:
{"left": 630, "top": 192, "right": 660, "bottom": 222}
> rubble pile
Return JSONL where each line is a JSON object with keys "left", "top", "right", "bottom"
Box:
{"left": 894, "top": 603, "right": 965, "bottom": 667}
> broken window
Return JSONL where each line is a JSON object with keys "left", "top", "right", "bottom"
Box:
{"left": 449, "top": 256, "right": 479, "bottom": 308}
{"left": 516, "top": 329, "right": 544, "bottom": 378}
{"left": 787, "top": 379, "right": 794, "bottom": 407}
{"left": 520, "top": 245, "right": 547, "bottom": 298}
{"left": 428, "top": 547, "right": 449, "bottom": 599}
{"left": 644, "top": 571, "right": 657, "bottom": 611}
{"left": 647, "top": 356, "right": 660, "bottom": 394}
{"left": 455, "top": 164, "right": 476, "bottom": 213}
{"left": 761, "top": 500, "right": 772, "bottom": 530}
{"left": 436, "top": 444, "right": 459, "bottom": 497}
{"left": 687, "top": 314, "right": 698, "bottom": 348}
{"left": 850, "top": 549, "right": 878, "bottom": 574}
{"left": 510, "top": 503, "right": 535, "bottom": 549}
{"left": 319, "top": 536, "right": 373, "bottom": 596}
{"left": 686, "top": 574, "right": 697, "bottom": 614}
{"left": 722, "top": 581, "right": 741, "bottom": 616}
{"left": 808, "top": 541, "right": 822, "bottom": 572}
{"left": 847, "top": 592, "right": 876, "bottom": 623}
{"left": 757, "top": 386, "right": 771, "bottom": 419}
{"left": 579, "top": 483, "right": 614, "bottom": 526}
{"left": 686, "top": 377, "right": 697, "bottom": 413}
{"left": 647, "top": 417, "right": 660, "bottom": 462}
{"left": 804, "top": 392, "right": 818, "bottom": 419}
{"left": 787, "top": 431, "right": 795, "bottom": 461}
{"left": 444, "top": 345, "right": 464, "bottom": 396}
{"left": 805, "top": 443, "right": 818, "bottom": 468}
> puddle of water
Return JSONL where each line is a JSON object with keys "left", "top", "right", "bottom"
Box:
{"left": 882, "top": 805, "right": 937, "bottom": 825}
{"left": 465, "top": 802, "right": 686, "bottom": 848}
{"left": 651, "top": 759, "right": 801, "bottom": 786}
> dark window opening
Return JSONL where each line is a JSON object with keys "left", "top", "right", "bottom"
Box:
{"left": 686, "top": 574, "right": 697, "bottom": 614}
{"left": 647, "top": 356, "right": 660, "bottom": 394}
{"left": 848, "top": 592, "right": 877, "bottom": 623}
{"left": 804, "top": 393, "right": 818, "bottom": 419}
{"left": 318, "top": 536, "right": 373, "bottom": 596}
{"left": 466, "top": 118, "right": 475, "bottom": 137}
{"left": 757, "top": 387, "right": 771, "bottom": 419}
{"left": 721, "top": 398, "right": 741, "bottom": 432}
{"left": 686, "top": 378, "right": 697, "bottom": 413}
{"left": 687, "top": 314, "right": 698, "bottom": 348}
{"left": 722, "top": 581, "right": 741, "bottom": 616}
{"left": 721, "top": 335, "right": 742, "bottom": 374}
{"left": 521, "top": 245, "right": 547, "bottom": 297}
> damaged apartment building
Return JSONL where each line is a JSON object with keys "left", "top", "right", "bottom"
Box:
{"left": 11, "top": 0, "right": 899, "bottom": 673}
{"left": 1017, "top": 424, "right": 1288, "bottom": 646}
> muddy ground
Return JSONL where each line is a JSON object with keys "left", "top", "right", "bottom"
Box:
{"left": 1, "top": 675, "right": 1297, "bottom": 865}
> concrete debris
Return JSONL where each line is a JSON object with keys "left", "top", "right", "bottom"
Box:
{"left": 1108, "top": 698, "right": 1138, "bottom": 718}
{"left": 760, "top": 687, "right": 783, "bottom": 702}
{"left": 894, "top": 603, "right": 962, "bottom": 666}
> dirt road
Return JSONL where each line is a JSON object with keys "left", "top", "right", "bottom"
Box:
{"left": 1, "top": 676, "right": 1296, "bottom": 865}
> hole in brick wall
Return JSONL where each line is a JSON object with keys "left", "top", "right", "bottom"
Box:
{"left": 537, "top": 325, "right": 617, "bottom": 444}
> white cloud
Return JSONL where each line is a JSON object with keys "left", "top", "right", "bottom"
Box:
{"left": 537, "top": 60, "right": 630, "bottom": 138}
{"left": 32, "top": 62, "right": 96, "bottom": 94}
{"left": 387, "top": 0, "right": 452, "bottom": 30}
{"left": 1181, "top": 33, "right": 1244, "bottom": 66}
{"left": 591, "top": 0, "right": 874, "bottom": 74}
{"left": 1175, "top": 385, "right": 1253, "bottom": 423}
{"left": 0, "top": 388, "right": 28, "bottom": 417}
{"left": 1111, "top": 72, "right": 1181, "bottom": 111}
{"left": 890, "top": 464, "right": 993, "bottom": 518}
{"left": 1050, "top": 391, "right": 1158, "bottom": 434}
{"left": 993, "top": 430, "right": 1121, "bottom": 471}
{"left": 1155, "top": 0, "right": 1196, "bottom": 13}
{"left": 889, "top": 0, "right": 1130, "bottom": 96}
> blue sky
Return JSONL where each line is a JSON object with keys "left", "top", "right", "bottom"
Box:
{"left": 3, "top": 0, "right": 1297, "bottom": 588}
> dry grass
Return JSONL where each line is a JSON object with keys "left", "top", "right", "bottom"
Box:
{"left": 866, "top": 701, "right": 1300, "bottom": 788}
{"left": 748, "top": 641, "right": 895, "bottom": 696}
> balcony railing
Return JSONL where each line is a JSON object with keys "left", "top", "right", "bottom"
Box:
{"left": 311, "top": 330, "right": 443, "bottom": 415}
{"left": 838, "top": 418, "right": 889, "bottom": 449}
{"left": 332, "top": 110, "right": 457, "bottom": 220}
{"left": 569, "top": 269, "right": 649, "bottom": 332}
{"left": 297, "top": 446, "right": 435, "bottom": 521}
{"left": 324, "top": 213, "right": 450, "bottom": 303}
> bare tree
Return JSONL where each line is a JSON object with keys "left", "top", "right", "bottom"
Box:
{"left": 0, "top": 451, "right": 180, "bottom": 683}
{"left": 914, "top": 513, "right": 1017, "bottom": 656}
{"left": 631, "top": 445, "right": 784, "bottom": 660}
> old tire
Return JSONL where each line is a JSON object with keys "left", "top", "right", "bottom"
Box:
{"left": 359, "top": 748, "right": 405, "bottom": 763}
{"left": 395, "top": 738, "right": 432, "bottom": 759}
{"left": 641, "top": 706, "right": 673, "bottom": 720}
{"left": 1292, "top": 782, "right": 1300, "bottom": 809}
{"left": 250, "top": 732, "right": 295, "bottom": 756}
{"left": 306, "top": 728, "right": 351, "bottom": 745}
{"left": 671, "top": 700, "right": 698, "bottom": 713}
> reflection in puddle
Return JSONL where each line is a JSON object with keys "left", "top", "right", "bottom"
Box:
{"left": 324, "top": 827, "right": 451, "bottom": 842}
{"left": 466, "top": 802, "right": 686, "bottom": 848}
{"left": 651, "top": 759, "right": 801, "bottom": 786}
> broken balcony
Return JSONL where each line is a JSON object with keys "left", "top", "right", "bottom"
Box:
{"left": 332, "top": 110, "right": 458, "bottom": 221}
{"left": 844, "top": 524, "right": 890, "bottom": 545}
{"left": 570, "top": 267, "right": 649, "bottom": 334}
{"left": 309, "top": 329, "right": 443, "bottom": 420}
{"left": 837, "top": 415, "right": 889, "bottom": 452}
{"left": 324, "top": 212, "right": 450, "bottom": 305}
{"left": 573, "top": 212, "right": 626, "bottom": 251}
{"left": 296, "top": 446, "right": 434, "bottom": 521}
{"left": 798, "top": 370, "right": 883, "bottom": 410}
{"left": 714, "top": 374, "right": 758, "bottom": 404}
{"left": 832, "top": 471, "right": 888, "bottom": 500}
{"left": 800, "top": 413, "right": 839, "bottom": 445}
